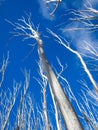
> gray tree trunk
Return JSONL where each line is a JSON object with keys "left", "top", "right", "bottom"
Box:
{"left": 37, "top": 38, "right": 83, "bottom": 130}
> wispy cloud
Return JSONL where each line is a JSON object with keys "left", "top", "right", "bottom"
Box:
{"left": 38, "top": 0, "right": 63, "bottom": 20}
{"left": 38, "top": 0, "right": 50, "bottom": 19}
{"left": 61, "top": 0, "right": 98, "bottom": 57}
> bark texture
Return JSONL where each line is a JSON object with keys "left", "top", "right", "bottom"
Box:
{"left": 37, "top": 38, "right": 83, "bottom": 130}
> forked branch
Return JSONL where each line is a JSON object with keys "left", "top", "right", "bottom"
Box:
{"left": 11, "top": 15, "right": 83, "bottom": 130}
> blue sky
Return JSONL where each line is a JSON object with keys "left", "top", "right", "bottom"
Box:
{"left": 0, "top": 0, "right": 98, "bottom": 129}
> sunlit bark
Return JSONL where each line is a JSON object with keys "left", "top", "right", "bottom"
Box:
{"left": 38, "top": 37, "right": 83, "bottom": 130}
{"left": 1, "top": 0, "right": 98, "bottom": 129}
{"left": 38, "top": 63, "right": 51, "bottom": 130}
{"left": 48, "top": 29, "right": 98, "bottom": 93}
{"left": 49, "top": 84, "right": 61, "bottom": 130}
{"left": 11, "top": 16, "right": 83, "bottom": 130}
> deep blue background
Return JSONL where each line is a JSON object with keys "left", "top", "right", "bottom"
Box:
{"left": 0, "top": 0, "right": 98, "bottom": 129}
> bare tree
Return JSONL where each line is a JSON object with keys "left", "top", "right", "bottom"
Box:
{"left": 61, "top": 2, "right": 98, "bottom": 31}
{"left": 0, "top": 81, "right": 21, "bottom": 130}
{"left": 36, "top": 62, "right": 51, "bottom": 130}
{"left": 0, "top": 52, "right": 9, "bottom": 88}
{"left": 47, "top": 29, "right": 98, "bottom": 94}
{"left": 10, "top": 15, "right": 83, "bottom": 130}
{"left": 1, "top": 0, "right": 98, "bottom": 130}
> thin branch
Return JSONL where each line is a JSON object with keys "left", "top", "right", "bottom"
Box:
{"left": 0, "top": 52, "right": 9, "bottom": 88}
{"left": 47, "top": 29, "right": 98, "bottom": 93}
{"left": 12, "top": 15, "right": 83, "bottom": 130}
{"left": 50, "top": 0, "right": 62, "bottom": 16}
{"left": 1, "top": 82, "right": 21, "bottom": 130}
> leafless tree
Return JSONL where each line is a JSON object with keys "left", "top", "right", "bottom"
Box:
{"left": 0, "top": 52, "right": 9, "bottom": 88}
{"left": 48, "top": 29, "right": 98, "bottom": 93}
{"left": 61, "top": 1, "right": 98, "bottom": 31}
{"left": 0, "top": 81, "right": 21, "bottom": 130}
{"left": 1, "top": 0, "right": 98, "bottom": 130}
{"left": 10, "top": 15, "right": 83, "bottom": 130}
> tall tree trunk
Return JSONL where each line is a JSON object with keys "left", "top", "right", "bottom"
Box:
{"left": 37, "top": 38, "right": 83, "bottom": 130}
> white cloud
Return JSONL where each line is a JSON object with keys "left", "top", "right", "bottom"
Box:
{"left": 38, "top": 0, "right": 56, "bottom": 20}
{"left": 38, "top": 0, "right": 65, "bottom": 20}
{"left": 38, "top": 0, "right": 50, "bottom": 19}
{"left": 61, "top": 0, "right": 98, "bottom": 58}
